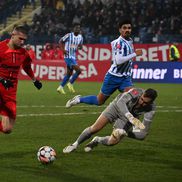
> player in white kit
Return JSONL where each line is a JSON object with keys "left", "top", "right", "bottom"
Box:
{"left": 66, "top": 19, "right": 142, "bottom": 107}
{"left": 57, "top": 23, "right": 83, "bottom": 94}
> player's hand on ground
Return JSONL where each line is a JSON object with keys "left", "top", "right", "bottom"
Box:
{"left": 33, "top": 80, "right": 42, "bottom": 90}
{"left": 135, "top": 49, "right": 143, "bottom": 56}
{"left": 0, "top": 78, "right": 14, "bottom": 89}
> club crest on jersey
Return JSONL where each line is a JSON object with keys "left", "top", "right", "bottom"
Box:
{"left": 116, "top": 43, "right": 121, "bottom": 49}
{"left": 131, "top": 89, "right": 139, "bottom": 95}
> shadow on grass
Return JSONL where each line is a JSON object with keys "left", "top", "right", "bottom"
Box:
{"left": 0, "top": 150, "right": 100, "bottom": 182}
{"left": 88, "top": 144, "right": 182, "bottom": 171}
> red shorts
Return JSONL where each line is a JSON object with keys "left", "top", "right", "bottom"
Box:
{"left": 0, "top": 84, "right": 17, "bottom": 119}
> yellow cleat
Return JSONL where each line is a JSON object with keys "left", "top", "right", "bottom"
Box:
{"left": 67, "top": 82, "right": 75, "bottom": 93}
{"left": 57, "top": 86, "right": 66, "bottom": 94}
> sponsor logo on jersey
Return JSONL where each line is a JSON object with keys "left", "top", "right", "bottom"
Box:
{"left": 131, "top": 89, "right": 139, "bottom": 95}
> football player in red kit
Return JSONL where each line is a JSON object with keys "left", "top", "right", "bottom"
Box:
{"left": 0, "top": 25, "right": 42, "bottom": 134}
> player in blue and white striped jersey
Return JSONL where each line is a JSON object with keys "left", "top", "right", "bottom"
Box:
{"left": 57, "top": 23, "right": 83, "bottom": 94}
{"left": 66, "top": 19, "right": 143, "bottom": 108}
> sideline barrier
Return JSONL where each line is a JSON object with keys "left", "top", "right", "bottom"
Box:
{"left": 31, "top": 43, "right": 182, "bottom": 61}
{"left": 132, "top": 62, "right": 182, "bottom": 83}
{"left": 19, "top": 60, "right": 182, "bottom": 83}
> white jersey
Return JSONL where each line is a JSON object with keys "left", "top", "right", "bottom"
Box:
{"left": 108, "top": 36, "right": 134, "bottom": 77}
{"left": 60, "top": 32, "right": 83, "bottom": 59}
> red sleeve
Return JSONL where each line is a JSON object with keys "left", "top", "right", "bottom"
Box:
{"left": 22, "top": 56, "right": 35, "bottom": 80}
{"left": 50, "top": 50, "right": 55, "bottom": 59}
{"left": 58, "top": 50, "right": 64, "bottom": 59}
{"left": 41, "top": 50, "right": 45, "bottom": 59}
{"left": 29, "top": 50, "right": 36, "bottom": 60}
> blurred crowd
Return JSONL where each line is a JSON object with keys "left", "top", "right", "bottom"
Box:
{"left": 25, "top": 43, "right": 64, "bottom": 60}
{"left": 40, "top": 43, "right": 64, "bottom": 60}
{"left": 0, "top": 0, "right": 36, "bottom": 27}
{"left": 28, "top": 0, "right": 182, "bottom": 43}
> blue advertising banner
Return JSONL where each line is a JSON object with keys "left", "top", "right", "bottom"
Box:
{"left": 132, "top": 62, "right": 182, "bottom": 83}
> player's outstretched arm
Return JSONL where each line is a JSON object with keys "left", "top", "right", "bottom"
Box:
{"left": 115, "top": 49, "right": 143, "bottom": 65}
{"left": 22, "top": 59, "right": 42, "bottom": 90}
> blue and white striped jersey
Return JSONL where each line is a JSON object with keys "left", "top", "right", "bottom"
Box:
{"left": 60, "top": 32, "right": 83, "bottom": 59}
{"left": 108, "top": 36, "right": 134, "bottom": 77}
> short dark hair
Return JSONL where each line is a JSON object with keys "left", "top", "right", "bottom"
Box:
{"left": 144, "top": 88, "right": 158, "bottom": 102}
{"left": 13, "top": 25, "right": 28, "bottom": 35}
{"left": 118, "top": 19, "right": 132, "bottom": 28}
{"left": 73, "top": 23, "right": 81, "bottom": 27}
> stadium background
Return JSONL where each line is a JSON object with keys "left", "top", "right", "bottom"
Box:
{"left": 1, "top": 0, "right": 182, "bottom": 84}
{"left": 0, "top": 1, "right": 182, "bottom": 182}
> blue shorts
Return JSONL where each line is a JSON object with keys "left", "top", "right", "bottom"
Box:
{"left": 101, "top": 72, "right": 133, "bottom": 96}
{"left": 65, "top": 58, "right": 77, "bottom": 69}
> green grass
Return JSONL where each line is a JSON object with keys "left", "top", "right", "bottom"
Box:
{"left": 0, "top": 81, "right": 182, "bottom": 182}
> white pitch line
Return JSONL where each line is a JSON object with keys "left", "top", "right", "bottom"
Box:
{"left": 157, "top": 106, "right": 182, "bottom": 109}
{"left": 157, "top": 110, "right": 182, "bottom": 112}
{"left": 17, "top": 105, "right": 105, "bottom": 108}
{"left": 17, "top": 110, "right": 182, "bottom": 117}
{"left": 17, "top": 105, "right": 182, "bottom": 109}
{"left": 17, "top": 112, "right": 100, "bottom": 117}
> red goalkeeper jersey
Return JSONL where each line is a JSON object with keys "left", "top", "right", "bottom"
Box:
{"left": 0, "top": 39, "right": 34, "bottom": 82}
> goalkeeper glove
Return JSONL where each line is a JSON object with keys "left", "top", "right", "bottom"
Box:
{"left": 125, "top": 112, "right": 145, "bottom": 130}
{"left": 33, "top": 79, "right": 42, "bottom": 90}
{"left": 0, "top": 78, "right": 14, "bottom": 89}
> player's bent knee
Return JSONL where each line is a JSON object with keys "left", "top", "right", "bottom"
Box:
{"left": 2, "top": 128, "right": 12, "bottom": 134}
{"left": 2, "top": 124, "right": 13, "bottom": 134}
{"left": 136, "top": 133, "right": 147, "bottom": 140}
{"left": 134, "top": 132, "right": 148, "bottom": 140}
{"left": 97, "top": 98, "right": 106, "bottom": 105}
{"left": 98, "top": 100, "right": 105, "bottom": 105}
{"left": 77, "top": 70, "right": 81, "bottom": 75}
{"left": 97, "top": 95, "right": 109, "bottom": 105}
{"left": 67, "top": 74, "right": 72, "bottom": 77}
{"left": 138, "top": 137, "right": 145, "bottom": 141}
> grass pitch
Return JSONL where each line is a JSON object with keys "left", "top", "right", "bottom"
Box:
{"left": 0, "top": 81, "right": 182, "bottom": 182}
